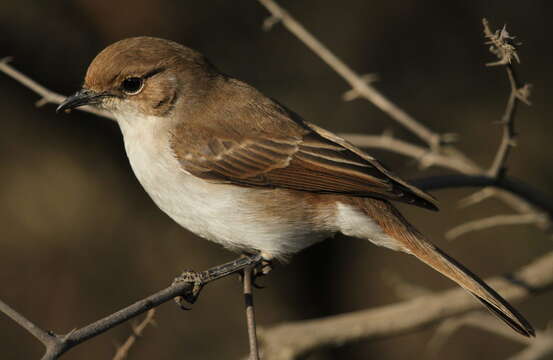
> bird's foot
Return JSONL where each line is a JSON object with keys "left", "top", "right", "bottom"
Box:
{"left": 172, "top": 270, "right": 204, "bottom": 310}
{"left": 238, "top": 254, "right": 274, "bottom": 289}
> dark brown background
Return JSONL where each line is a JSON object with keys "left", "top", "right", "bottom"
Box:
{"left": 1, "top": 1, "right": 552, "bottom": 359}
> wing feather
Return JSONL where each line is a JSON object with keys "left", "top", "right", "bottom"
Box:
{"left": 170, "top": 108, "right": 438, "bottom": 210}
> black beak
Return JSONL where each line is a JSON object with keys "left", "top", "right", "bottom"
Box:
{"left": 56, "top": 89, "right": 105, "bottom": 113}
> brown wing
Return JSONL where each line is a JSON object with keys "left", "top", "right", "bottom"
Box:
{"left": 170, "top": 117, "right": 438, "bottom": 211}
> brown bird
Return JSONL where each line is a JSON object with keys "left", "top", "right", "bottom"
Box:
{"left": 58, "top": 37, "right": 534, "bottom": 337}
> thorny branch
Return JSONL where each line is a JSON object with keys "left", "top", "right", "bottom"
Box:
{"left": 0, "top": 254, "right": 262, "bottom": 360}
{"left": 256, "top": 0, "right": 547, "bottom": 237}
{"left": 256, "top": 0, "right": 445, "bottom": 150}
{"left": 482, "top": 18, "right": 532, "bottom": 178}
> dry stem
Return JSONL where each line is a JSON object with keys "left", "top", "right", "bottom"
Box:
{"left": 256, "top": 0, "right": 443, "bottom": 150}
{"left": 112, "top": 309, "right": 156, "bottom": 360}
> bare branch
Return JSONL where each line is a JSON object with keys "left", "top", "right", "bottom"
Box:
{"left": 446, "top": 213, "right": 547, "bottom": 240}
{"left": 483, "top": 19, "right": 531, "bottom": 178}
{"left": 0, "top": 58, "right": 114, "bottom": 120}
{"left": 457, "top": 188, "right": 496, "bottom": 208}
{"left": 1, "top": 254, "right": 263, "bottom": 360}
{"left": 383, "top": 272, "right": 432, "bottom": 300}
{"left": 340, "top": 133, "right": 480, "bottom": 173}
{"left": 426, "top": 312, "right": 530, "bottom": 357}
{"left": 112, "top": 309, "right": 156, "bottom": 360}
{"left": 259, "top": 251, "right": 553, "bottom": 360}
{"left": 0, "top": 299, "right": 58, "bottom": 351}
{"left": 256, "top": 0, "right": 443, "bottom": 149}
{"left": 426, "top": 313, "right": 553, "bottom": 360}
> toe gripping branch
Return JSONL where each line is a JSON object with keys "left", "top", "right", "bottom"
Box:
{"left": 172, "top": 253, "right": 265, "bottom": 309}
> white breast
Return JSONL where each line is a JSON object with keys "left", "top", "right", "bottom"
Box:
{"left": 115, "top": 114, "right": 332, "bottom": 259}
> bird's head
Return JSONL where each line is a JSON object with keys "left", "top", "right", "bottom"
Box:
{"left": 57, "top": 37, "right": 217, "bottom": 120}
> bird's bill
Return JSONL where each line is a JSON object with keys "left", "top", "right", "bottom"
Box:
{"left": 56, "top": 89, "right": 106, "bottom": 113}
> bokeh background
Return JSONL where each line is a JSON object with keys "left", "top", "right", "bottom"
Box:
{"left": 1, "top": 1, "right": 552, "bottom": 359}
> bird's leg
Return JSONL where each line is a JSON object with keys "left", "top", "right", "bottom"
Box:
{"left": 243, "top": 264, "right": 260, "bottom": 360}
{"left": 172, "top": 253, "right": 264, "bottom": 309}
{"left": 237, "top": 253, "right": 275, "bottom": 289}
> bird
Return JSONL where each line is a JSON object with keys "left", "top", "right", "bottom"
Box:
{"left": 57, "top": 36, "right": 534, "bottom": 337}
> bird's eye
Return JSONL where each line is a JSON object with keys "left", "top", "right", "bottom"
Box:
{"left": 121, "top": 77, "right": 144, "bottom": 95}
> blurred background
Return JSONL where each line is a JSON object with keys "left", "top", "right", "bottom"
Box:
{"left": 1, "top": 1, "right": 552, "bottom": 359}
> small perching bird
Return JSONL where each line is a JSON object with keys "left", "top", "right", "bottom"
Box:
{"left": 58, "top": 37, "right": 534, "bottom": 337}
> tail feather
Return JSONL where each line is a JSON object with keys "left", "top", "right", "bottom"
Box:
{"left": 362, "top": 199, "right": 535, "bottom": 337}
{"left": 432, "top": 246, "right": 535, "bottom": 337}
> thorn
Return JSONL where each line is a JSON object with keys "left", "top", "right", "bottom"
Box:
{"left": 381, "top": 128, "right": 394, "bottom": 138}
{"left": 62, "top": 328, "right": 77, "bottom": 341}
{"left": 0, "top": 56, "right": 13, "bottom": 64}
{"left": 360, "top": 73, "right": 379, "bottom": 83}
{"left": 415, "top": 151, "right": 437, "bottom": 170}
{"left": 342, "top": 73, "right": 378, "bottom": 101}
{"left": 35, "top": 97, "right": 48, "bottom": 108}
{"left": 458, "top": 188, "right": 494, "bottom": 208}
{"left": 342, "top": 88, "right": 360, "bottom": 102}
{"left": 516, "top": 84, "right": 532, "bottom": 105}
{"left": 439, "top": 133, "right": 459, "bottom": 145}
{"left": 262, "top": 15, "right": 281, "bottom": 31}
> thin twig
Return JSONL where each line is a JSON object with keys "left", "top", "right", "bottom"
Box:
{"left": 256, "top": 0, "right": 442, "bottom": 150}
{"left": 243, "top": 266, "right": 260, "bottom": 360}
{"left": 425, "top": 312, "right": 530, "bottom": 358}
{"left": 0, "top": 299, "right": 58, "bottom": 350}
{"left": 112, "top": 309, "right": 156, "bottom": 360}
{"left": 446, "top": 213, "right": 547, "bottom": 240}
{"left": 0, "top": 254, "right": 262, "bottom": 360}
{"left": 483, "top": 19, "right": 531, "bottom": 177}
{"left": 457, "top": 188, "right": 496, "bottom": 208}
{"left": 384, "top": 272, "right": 431, "bottom": 300}
{"left": 411, "top": 175, "right": 553, "bottom": 216}
{"left": 340, "top": 133, "right": 480, "bottom": 173}
{"left": 0, "top": 58, "right": 113, "bottom": 120}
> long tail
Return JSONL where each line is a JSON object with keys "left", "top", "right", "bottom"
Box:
{"left": 361, "top": 199, "right": 535, "bottom": 337}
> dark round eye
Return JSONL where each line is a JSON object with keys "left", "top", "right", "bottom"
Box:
{"left": 121, "top": 77, "right": 144, "bottom": 95}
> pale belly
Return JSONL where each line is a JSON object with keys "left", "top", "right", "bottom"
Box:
{"left": 119, "top": 121, "right": 334, "bottom": 259}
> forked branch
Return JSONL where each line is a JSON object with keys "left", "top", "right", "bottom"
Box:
{"left": 0, "top": 254, "right": 262, "bottom": 360}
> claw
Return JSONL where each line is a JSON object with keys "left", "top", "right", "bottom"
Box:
{"left": 172, "top": 270, "right": 204, "bottom": 310}
{"left": 252, "top": 280, "right": 265, "bottom": 289}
